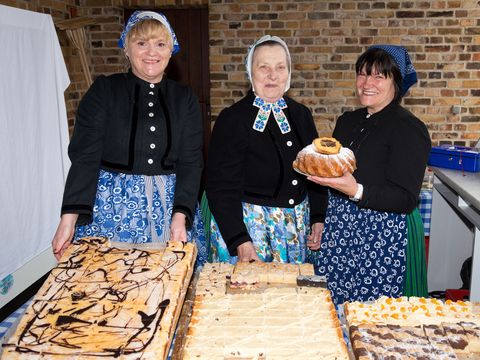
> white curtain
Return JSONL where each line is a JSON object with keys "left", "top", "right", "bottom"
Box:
{"left": 0, "top": 5, "right": 70, "bottom": 281}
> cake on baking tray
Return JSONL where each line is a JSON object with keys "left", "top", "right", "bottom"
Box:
{"left": 345, "top": 296, "right": 480, "bottom": 326}
{"left": 1, "top": 237, "right": 196, "bottom": 360}
{"left": 293, "top": 137, "right": 356, "bottom": 177}
{"left": 229, "top": 260, "right": 314, "bottom": 289}
{"left": 183, "top": 262, "right": 349, "bottom": 359}
{"left": 345, "top": 296, "right": 480, "bottom": 359}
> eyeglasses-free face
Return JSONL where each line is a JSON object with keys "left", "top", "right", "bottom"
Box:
{"left": 356, "top": 65, "right": 396, "bottom": 114}
{"left": 126, "top": 31, "right": 172, "bottom": 83}
{"left": 251, "top": 44, "right": 290, "bottom": 103}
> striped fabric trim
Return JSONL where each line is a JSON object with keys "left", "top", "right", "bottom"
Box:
{"left": 145, "top": 175, "right": 170, "bottom": 244}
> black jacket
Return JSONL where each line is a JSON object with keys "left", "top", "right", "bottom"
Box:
{"left": 333, "top": 102, "right": 431, "bottom": 213}
{"left": 206, "top": 91, "right": 327, "bottom": 255}
{"left": 61, "top": 72, "right": 203, "bottom": 227}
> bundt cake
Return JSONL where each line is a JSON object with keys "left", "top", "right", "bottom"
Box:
{"left": 293, "top": 137, "right": 356, "bottom": 177}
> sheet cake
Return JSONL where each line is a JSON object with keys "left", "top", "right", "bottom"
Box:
{"left": 183, "top": 262, "right": 349, "bottom": 359}
{"left": 1, "top": 237, "right": 196, "bottom": 359}
{"left": 345, "top": 296, "right": 480, "bottom": 359}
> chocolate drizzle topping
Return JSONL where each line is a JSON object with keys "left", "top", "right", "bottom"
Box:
{"left": 2, "top": 237, "right": 191, "bottom": 358}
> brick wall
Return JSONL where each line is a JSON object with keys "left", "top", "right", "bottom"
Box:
{"left": 4, "top": 0, "right": 480, "bottom": 146}
{"left": 209, "top": 0, "right": 480, "bottom": 147}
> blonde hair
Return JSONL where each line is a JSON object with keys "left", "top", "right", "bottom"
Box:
{"left": 125, "top": 19, "right": 172, "bottom": 51}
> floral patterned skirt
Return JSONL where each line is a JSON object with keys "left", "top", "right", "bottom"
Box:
{"left": 209, "top": 198, "right": 310, "bottom": 264}
{"left": 307, "top": 193, "right": 407, "bottom": 305}
{"left": 74, "top": 169, "right": 207, "bottom": 266}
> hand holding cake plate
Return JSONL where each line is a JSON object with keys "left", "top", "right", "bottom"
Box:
{"left": 293, "top": 137, "right": 361, "bottom": 199}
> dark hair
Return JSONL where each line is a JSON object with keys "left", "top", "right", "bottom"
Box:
{"left": 355, "top": 47, "right": 403, "bottom": 103}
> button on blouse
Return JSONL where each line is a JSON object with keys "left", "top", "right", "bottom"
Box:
{"left": 263, "top": 112, "right": 306, "bottom": 208}
{"left": 129, "top": 77, "right": 169, "bottom": 174}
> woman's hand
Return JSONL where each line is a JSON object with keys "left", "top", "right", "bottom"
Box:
{"left": 237, "top": 242, "right": 261, "bottom": 262}
{"left": 170, "top": 212, "right": 187, "bottom": 242}
{"left": 307, "top": 172, "right": 359, "bottom": 198}
{"left": 306, "top": 222, "right": 324, "bottom": 251}
{"left": 52, "top": 213, "right": 78, "bottom": 261}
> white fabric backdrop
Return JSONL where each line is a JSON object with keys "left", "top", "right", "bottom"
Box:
{"left": 0, "top": 5, "right": 70, "bottom": 281}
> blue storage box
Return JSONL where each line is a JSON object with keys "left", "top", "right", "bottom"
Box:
{"left": 428, "top": 145, "right": 480, "bottom": 172}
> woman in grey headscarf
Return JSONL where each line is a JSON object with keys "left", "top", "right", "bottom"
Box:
{"left": 206, "top": 35, "right": 327, "bottom": 263}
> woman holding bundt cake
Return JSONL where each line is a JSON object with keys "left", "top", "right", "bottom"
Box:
{"left": 205, "top": 35, "right": 327, "bottom": 263}
{"left": 51, "top": 11, "right": 207, "bottom": 263}
{"left": 303, "top": 45, "right": 431, "bottom": 305}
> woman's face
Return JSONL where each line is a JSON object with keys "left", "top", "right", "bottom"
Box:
{"left": 356, "top": 65, "right": 396, "bottom": 114}
{"left": 251, "top": 44, "right": 289, "bottom": 103}
{"left": 126, "top": 29, "right": 172, "bottom": 83}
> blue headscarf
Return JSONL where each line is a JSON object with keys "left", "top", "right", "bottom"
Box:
{"left": 118, "top": 11, "right": 180, "bottom": 55}
{"left": 369, "top": 45, "right": 417, "bottom": 96}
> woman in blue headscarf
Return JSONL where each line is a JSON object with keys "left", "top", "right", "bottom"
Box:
{"left": 306, "top": 45, "right": 431, "bottom": 305}
{"left": 51, "top": 11, "right": 206, "bottom": 264}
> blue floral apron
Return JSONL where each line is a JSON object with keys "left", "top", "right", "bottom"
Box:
{"left": 307, "top": 192, "right": 407, "bottom": 305}
{"left": 209, "top": 198, "right": 310, "bottom": 264}
{"left": 74, "top": 169, "right": 207, "bottom": 266}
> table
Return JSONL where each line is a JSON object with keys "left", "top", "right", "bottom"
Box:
{"left": 0, "top": 299, "right": 30, "bottom": 341}
{"left": 427, "top": 167, "right": 480, "bottom": 301}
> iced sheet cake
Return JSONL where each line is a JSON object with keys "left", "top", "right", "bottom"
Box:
{"left": 183, "top": 262, "right": 349, "bottom": 359}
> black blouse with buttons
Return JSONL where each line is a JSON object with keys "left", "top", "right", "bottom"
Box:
{"left": 61, "top": 71, "right": 203, "bottom": 226}
{"left": 206, "top": 91, "right": 327, "bottom": 255}
{"left": 332, "top": 102, "right": 431, "bottom": 214}
{"left": 131, "top": 77, "right": 169, "bottom": 173}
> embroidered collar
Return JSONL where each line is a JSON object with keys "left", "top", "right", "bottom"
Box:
{"left": 252, "top": 96, "right": 290, "bottom": 134}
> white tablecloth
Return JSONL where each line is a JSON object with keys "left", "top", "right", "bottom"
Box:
{"left": 0, "top": 5, "right": 70, "bottom": 281}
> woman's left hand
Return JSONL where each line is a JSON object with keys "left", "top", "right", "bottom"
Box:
{"left": 307, "top": 172, "right": 358, "bottom": 198}
{"left": 170, "top": 213, "right": 187, "bottom": 242}
{"left": 306, "top": 222, "right": 324, "bottom": 251}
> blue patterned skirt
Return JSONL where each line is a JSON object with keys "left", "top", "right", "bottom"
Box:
{"left": 307, "top": 193, "right": 407, "bottom": 305}
{"left": 74, "top": 169, "right": 207, "bottom": 266}
{"left": 209, "top": 198, "right": 310, "bottom": 264}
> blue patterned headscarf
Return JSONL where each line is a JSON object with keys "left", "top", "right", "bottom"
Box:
{"left": 118, "top": 11, "right": 180, "bottom": 55}
{"left": 369, "top": 45, "right": 417, "bottom": 96}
